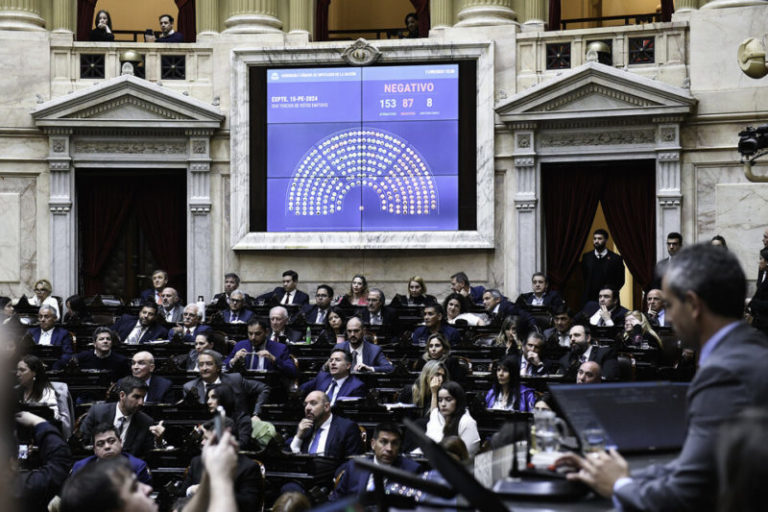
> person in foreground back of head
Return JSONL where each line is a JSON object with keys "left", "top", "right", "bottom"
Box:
{"left": 556, "top": 243, "right": 768, "bottom": 512}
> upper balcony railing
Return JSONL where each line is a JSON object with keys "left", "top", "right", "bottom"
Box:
{"left": 560, "top": 13, "right": 661, "bottom": 31}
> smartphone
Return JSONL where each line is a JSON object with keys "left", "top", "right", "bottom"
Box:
{"left": 213, "top": 405, "right": 226, "bottom": 443}
{"left": 18, "top": 444, "right": 28, "bottom": 460}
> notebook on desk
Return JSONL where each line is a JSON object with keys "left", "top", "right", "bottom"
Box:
{"left": 549, "top": 381, "right": 689, "bottom": 454}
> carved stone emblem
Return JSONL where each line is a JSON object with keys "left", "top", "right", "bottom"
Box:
{"left": 342, "top": 39, "right": 382, "bottom": 66}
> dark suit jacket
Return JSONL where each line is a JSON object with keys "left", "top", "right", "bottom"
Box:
{"left": 303, "top": 305, "right": 332, "bottom": 325}
{"left": 224, "top": 338, "right": 297, "bottom": 377}
{"left": 172, "top": 324, "right": 212, "bottom": 344}
{"left": 515, "top": 290, "right": 565, "bottom": 310}
{"left": 52, "top": 350, "right": 131, "bottom": 379}
{"left": 15, "top": 421, "right": 71, "bottom": 512}
{"left": 292, "top": 414, "right": 364, "bottom": 459}
{"left": 80, "top": 402, "right": 155, "bottom": 458}
{"left": 411, "top": 324, "right": 462, "bottom": 347}
{"left": 749, "top": 276, "right": 768, "bottom": 332}
{"left": 557, "top": 345, "right": 620, "bottom": 381}
{"left": 360, "top": 306, "right": 399, "bottom": 327}
{"left": 71, "top": 452, "right": 151, "bottom": 485}
{"left": 390, "top": 294, "right": 437, "bottom": 308}
{"left": 140, "top": 288, "right": 162, "bottom": 304}
{"left": 222, "top": 308, "right": 254, "bottom": 324}
{"left": 333, "top": 340, "right": 394, "bottom": 373}
{"left": 183, "top": 454, "right": 262, "bottom": 512}
{"left": 581, "top": 301, "right": 629, "bottom": 326}
{"left": 268, "top": 327, "right": 302, "bottom": 344}
{"left": 112, "top": 315, "right": 168, "bottom": 344}
{"left": 182, "top": 372, "right": 270, "bottom": 417}
{"left": 581, "top": 249, "right": 625, "bottom": 305}
{"left": 159, "top": 304, "right": 184, "bottom": 324}
{"left": 330, "top": 454, "right": 420, "bottom": 501}
{"left": 490, "top": 301, "right": 538, "bottom": 337}
{"left": 468, "top": 285, "right": 486, "bottom": 305}
{"left": 145, "top": 375, "right": 174, "bottom": 404}
{"left": 211, "top": 291, "right": 252, "bottom": 310}
{"left": 257, "top": 287, "right": 310, "bottom": 307}
{"left": 299, "top": 371, "right": 366, "bottom": 400}
{"left": 27, "top": 326, "right": 73, "bottom": 355}
{"left": 615, "top": 322, "right": 768, "bottom": 511}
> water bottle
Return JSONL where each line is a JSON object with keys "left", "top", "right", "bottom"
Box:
{"left": 197, "top": 295, "right": 205, "bottom": 322}
{"left": 305, "top": 325, "right": 312, "bottom": 345}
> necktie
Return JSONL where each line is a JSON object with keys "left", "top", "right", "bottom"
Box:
{"left": 116, "top": 416, "right": 127, "bottom": 441}
{"left": 598, "top": 317, "right": 605, "bottom": 327}
{"left": 327, "top": 380, "right": 337, "bottom": 403}
{"left": 232, "top": 313, "right": 238, "bottom": 323}
{"left": 352, "top": 350, "right": 358, "bottom": 369}
{"left": 317, "top": 310, "right": 326, "bottom": 324}
{"left": 186, "top": 328, "right": 192, "bottom": 336}
{"left": 308, "top": 427, "right": 324, "bottom": 454}
{"left": 283, "top": 292, "right": 291, "bottom": 305}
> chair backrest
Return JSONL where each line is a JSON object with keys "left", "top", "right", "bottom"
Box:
{"left": 51, "top": 381, "right": 74, "bottom": 440}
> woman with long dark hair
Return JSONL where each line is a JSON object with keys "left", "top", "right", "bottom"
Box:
{"left": 425, "top": 381, "right": 480, "bottom": 456}
{"left": 316, "top": 307, "right": 347, "bottom": 345}
{"left": 205, "top": 384, "right": 252, "bottom": 448}
{"left": 484, "top": 355, "right": 536, "bottom": 412}
{"left": 90, "top": 10, "right": 114, "bottom": 41}
{"left": 16, "top": 354, "right": 59, "bottom": 420}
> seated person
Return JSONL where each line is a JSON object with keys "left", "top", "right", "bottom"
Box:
{"left": 303, "top": 284, "right": 334, "bottom": 325}
{"left": 203, "top": 384, "right": 254, "bottom": 449}
{"left": 413, "top": 333, "right": 466, "bottom": 384}
{"left": 581, "top": 287, "right": 628, "bottom": 327}
{"left": 333, "top": 317, "right": 393, "bottom": 373}
{"left": 225, "top": 318, "right": 297, "bottom": 377}
{"left": 158, "top": 287, "right": 184, "bottom": 324}
{"left": 337, "top": 274, "right": 369, "bottom": 307}
{"left": 27, "top": 305, "right": 73, "bottom": 355}
{"left": 211, "top": 272, "right": 249, "bottom": 309}
{"left": 16, "top": 354, "right": 60, "bottom": 420}
{"left": 182, "top": 417, "right": 263, "bottom": 512}
{"left": 316, "top": 307, "right": 348, "bottom": 346}
{"left": 423, "top": 382, "right": 480, "bottom": 457}
{"left": 222, "top": 290, "right": 253, "bottom": 324}
{"left": 398, "top": 360, "right": 448, "bottom": 418}
{"left": 515, "top": 272, "right": 565, "bottom": 310}
{"left": 182, "top": 349, "right": 270, "bottom": 418}
{"left": 576, "top": 361, "right": 602, "bottom": 384}
{"left": 145, "top": 14, "right": 184, "bottom": 43}
{"left": 71, "top": 423, "right": 151, "bottom": 485}
{"left": 482, "top": 289, "right": 537, "bottom": 337}
{"left": 485, "top": 355, "right": 536, "bottom": 412}
{"left": 391, "top": 276, "right": 437, "bottom": 308}
{"left": 330, "top": 422, "right": 420, "bottom": 501}
{"left": 62, "top": 294, "right": 92, "bottom": 325}
{"left": 557, "top": 324, "right": 619, "bottom": 381}
{"left": 256, "top": 270, "right": 309, "bottom": 307}
{"left": 299, "top": 349, "right": 366, "bottom": 405}
{"left": 411, "top": 304, "right": 462, "bottom": 347}
{"left": 493, "top": 315, "right": 521, "bottom": 356}
{"left": 129, "top": 351, "right": 174, "bottom": 404}
{"left": 168, "top": 303, "right": 212, "bottom": 342}
{"left": 287, "top": 390, "right": 363, "bottom": 457}
{"left": 543, "top": 305, "right": 573, "bottom": 356}
{"left": 139, "top": 269, "right": 167, "bottom": 305}
{"left": 520, "top": 332, "right": 550, "bottom": 376}
{"left": 645, "top": 288, "right": 669, "bottom": 327}
{"left": 621, "top": 310, "right": 663, "bottom": 351}
{"left": 53, "top": 326, "right": 130, "bottom": 380}
{"left": 449, "top": 271, "right": 485, "bottom": 306}
{"left": 442, "top": 293, "right": 486, "bottom": 326}
{"left": 29, "top": 278, "right": 60, "bottom": 321}
{"left": 111, "top": 302, "right": 167, "bottom": 344}
{"left": 360, "top": 288, "right": 398, "bottom": 335}
{"left": 267, "top": 306, "right": 302, "bottom": 343}
{"left": 174, "top": 331, "right": 214, "bottom": 372}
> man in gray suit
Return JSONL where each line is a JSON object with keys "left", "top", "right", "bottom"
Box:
{"left": 558, "top": 243, "right": 768, "bottom": 512}
{"left": 182, "top": 349, "right": 270, "bottom": 418}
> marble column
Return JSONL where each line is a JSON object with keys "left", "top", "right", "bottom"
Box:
{"left": 522, "top": 0, "right": 545, "bottom": 31}
{"left": 224, "top": 0, "right": 282, "bottom": 34}
{"left": 430, "top": 0, "right": 455, "bottom": 29}
{"left": 512, "top": 126, "right": 540, "bottom": 296}
{"left": 50, "top": 0, "right": 73, "bottom": 32}
{"left": 455, "top": 0, "right": 517, "bottom": 27}
{"left": 288, "top": 0, "right": 311, "bottom": 35}
{"left": 0, "top": 0, "right": 45, "bottom": 30}
{"left": 655, "top": 122, "right": 682, "bottom": 261}
{"left": 45, "top": 129, "right": 76, "bottom": 299}
{"left": 674, "top": 0, "right": 698, "bottom": 10}
{"left": 187, "top": 130, "right": 213, "bottom": 302}
{"left": 700, "top": 0, "right": 765, "bottom": 8}
{"left": 197, "top": 0, "right": 219, "bottom": 36}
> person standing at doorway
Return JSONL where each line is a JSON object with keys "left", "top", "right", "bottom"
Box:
{"left": 581, "top": 229, "right": 624, "bottom": 306}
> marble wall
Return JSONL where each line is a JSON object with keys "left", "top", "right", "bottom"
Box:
{"left": 0, "top": 177, "right": 38, "bottom": 297}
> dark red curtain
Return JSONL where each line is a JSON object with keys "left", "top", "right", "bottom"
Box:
{"left": 77, "top": 0, "right": 99, "bottom": 41}
{"left": 661, "top": 0, "right": 674, "bottom": 22}
{"left": 548, "top": 0, "right": 561, "bottom": 31}
{"left": 409, "top": 0, "right": 430, "bottom": 37}
{"left": 315, "top": 0, "right": 332, "bottom": 41}
{"left": 601, "top": 163, "right": 656, "bottom": 291}
{"left": 175, "top": 0, "right": 196, "bottom": 42}
{"left": 78, "top": 177, "right": 137, "bottom": 294}
{"left": 542, "top": 165, "right": 604, "bottom": 292}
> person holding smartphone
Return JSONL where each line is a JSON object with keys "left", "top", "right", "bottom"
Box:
{"left": 145, "top": 14, "right": 184, "bottom": 43}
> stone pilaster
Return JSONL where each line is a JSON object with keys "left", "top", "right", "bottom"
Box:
{"left": 512, "top": 126, "right": 540, "bottom": 296}
{"left": 288, "top": 0, "right": 311, "bottom": 34}
{"left": 430, "top": 0, "right": 455, "bottom": 29}
{"left": 45, "top": 129, "right": 76, "bottom": 298}
{"left": 455, "top": 0, "right": 516, "bottom": 27}
{"left": 50, "top": 0, "right": 73, "bottom": 32}
{"left": 197, "top": 0, "right": 219, "bottom": 36}
{"left": 224, "top": 0, "right": 282, "bottom": 34}
{"left": 522, "top": 0, "right": 545, "bottom": 31}
{"left": 0, "top": 0, "right": 45, "bottom": 30}
{"left": 187, "top": 129, "right": 213, "bottom": 302}
{"left": 655, "top": 121, "right": 682, "bottom": 261}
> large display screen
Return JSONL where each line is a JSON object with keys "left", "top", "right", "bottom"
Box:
{"left": 264, "top": 64, "right": 460, "bottom": 232}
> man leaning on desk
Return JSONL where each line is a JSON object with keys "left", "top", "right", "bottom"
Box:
{"left": 557, "top": 244, "right": 768, "bottom": 511}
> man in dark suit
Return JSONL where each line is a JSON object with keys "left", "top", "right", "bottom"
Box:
{"left": 111, "top": 302, "right": 168, "bottom": 344}
{"left": 225, "top": 318, "right": 297, "bottom": 377}
{"left": 299, "top": 349, "right": 366, "bottom": 404}
{"left": 183, "top": 417, "right": 263, "bottom": 512}
{"left": 288, "top": 390, "right": 363, "bottom": 458}
{"left": 334, "top": 316, "right": 393, "bottom": 373}
{"left": 450, "top": 271, "right": 485, "bottom": 306}
{"left": 651, "top": 232, "right": 683, "bottom": 290}
{"left": 543, "top": 305, "right": 573, "bottom": 358}
{"left": 182, "top": 349, "right": 270, "bottom": 417}
{"left": 581, "top": 288, "right": 628, "bottom": 327}
{"left": 520, "top": 332, "right": 551, "bottom": 376}
{"left": 411, "top": 304, "right": 462, "bottom": 347}
{"left": 759, "top": 228, "right": 768, "bottom": 284}
{"left": 360, "top": 288, "right": 398, "bottom": 334}
{"left": 303, "top": 284, "right": 334, "bottom": 325}
{"left": 256, "top": 269, "right": 309, "bottom": 307}
{"left": 80, "top": 377, "right": 159, "bottom": 458}
{"left": 27, "top": 305, "right": 74, "bottom": 355}
{"left": 211, "top": 272, "right": 250, "bottom": 310}
{"left": 646, "top": 288, "right": 669, "bottom": 328}
{"left": 158, "top": 287, "right": 184, "bottom": 324}
{"left": 330, "top": 422, "right": 420, "bottom": 501}
{"left": 129, "top": 351, "right": 174, "bottom": 404}
{"left": 71, "top": 423, "right": 151, "bottom": 485}
{"left": 169, "top": 303, "right": 212, "bottom": 343}
{"left": 221, "top": 290, "right": 254, "bottom": 324}
{"left": 482, "top": 289, "right": 538, "bottom": 337}
{"left": 52, "top": 326, "right": 130, "bottom": 380}
{"left": 558, "top": 243, "right": 768, "bottom": 512}
{"left": 267, "top": 306, "right": 301, "bottom": 343}
{"left": 139, "top": 269, "right": 167, "bottom": 305}
{"left": 515, "top": 272, "right": 565, "bottom": 310}
{"left": 581, "top": 229, "right": 625, "bottom": 306}
{"left": 557, "top": 324, "right": 619, "bottom": 381}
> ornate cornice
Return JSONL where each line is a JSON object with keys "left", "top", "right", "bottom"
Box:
{"left": 66, "top": 95, "right": 193, "bottom": 120}
{"left": 540, "top": 129, "right": 655, "bottom": 147}
{"left": 534, "top": 84, "right": 656, "bottom": 112}
{"left": 72, "top": 141, "right": 186, "bottom": 154}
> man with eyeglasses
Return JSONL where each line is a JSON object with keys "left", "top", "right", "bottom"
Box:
{"left": 27, "top": 305, "right": 73, "bottom": 355}
{"left": 303, "top": 284, "right": 334, "bottom": 325}
{"left": 169, "top": 304, "right": 212, "bottom": 343}
{"left": 222, "top": 290, "right": 253, "bottom": 324}
{"left": 70, "top": 423, "right": 151, "bottom": 485}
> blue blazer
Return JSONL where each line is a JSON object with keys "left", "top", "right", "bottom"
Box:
{"left": 300, "top": 371, "right": 366, "bottom": 400}
{"left": 580, "top": 301, "right": 629, "bottom": 326}
{"left": 411, "top": 324, "right": 462, "bottom": 347}
{"left": 292, "top": 414, "right": 363, "bottom": 459}
{"left": 333, "top": 340, "right": 394, "bottom": 373}
{"left": 224, "top": 339, "right": 297, "bottom": 377}
{"left": 112, "top": 315, "right": 168, "bottom": 344}
{"left": 330, "top": 455, "right": 421, "bottom": 501}
{"left": 515, "top": 290, "right": 565, "bottom": 309}
{"left": 71, "top": 452, "right": 151, "bottom": 485}
{"left": 484, "top": 384, "right": 536, "bottom": 412}
{"left": 139, "top": 288, "right": 161, "bottom": 304}
{"left": 28, "top": 326, "right": 73, "bottom": 355}
{"left": 145, "top": 375, "right": 174, "bottom": 404}
{"left": 222, "top": 309, "right": 254, "bottom": 324}
{"left": 257, "top": 287, "right": 310, "bottom": 307}
{"left": 469, "top": 285, "right": 486, "bottom": 305}
{"left": 173, "top": 324, "right": 212, "bottom": 343}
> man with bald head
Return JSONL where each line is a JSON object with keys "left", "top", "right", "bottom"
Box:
{"left": 268, "top": 306, "right": 301, "bottom": 343}
{"left": 131, "top": 351, "right": 174, "bottom": 404}
{"left": 333, "top": 317, "right": 393, "bottom": 373}
{"left": 159, "top": 287, "right": 184, "bottom": 323}
{"left": 646, "top": 288, "right": 668, "bottom": 328}
{"left": 288, "top": 390, "right": 363, "bottom": 457}
{"left": 576, "top": 361, "right": 602, "bottom": 384}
